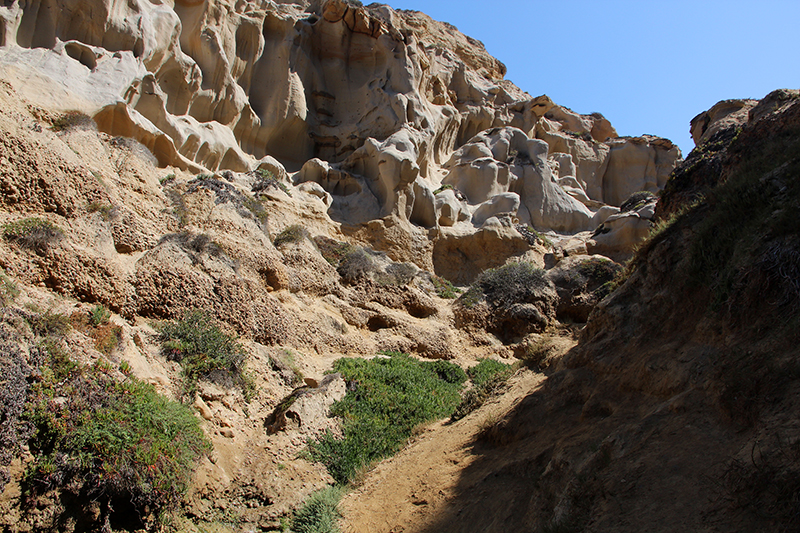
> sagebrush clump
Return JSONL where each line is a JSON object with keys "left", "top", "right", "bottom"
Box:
{"left": 337, "top": 247, "right": 377, "bottom": 284}
{"left": 459, "top": 262, "right": 549, "bottom": 309}
{"left": 274, "top": 224, "right": 309, "bottom": 247}
{"left": 50, "top": 110, "right": 95, "bottom": 132}
{"left": 313, "top": 236, "right": 356, "bottom": 266}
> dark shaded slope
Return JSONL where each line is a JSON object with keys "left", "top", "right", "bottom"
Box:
{"left": 417, "top": 91, "right": 800, "bottom": 533}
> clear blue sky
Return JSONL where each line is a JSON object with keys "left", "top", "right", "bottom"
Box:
{"left": 386, "top": 0, "right": 800, "bottom": 157}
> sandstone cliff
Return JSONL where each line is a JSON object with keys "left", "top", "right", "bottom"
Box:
{"left": 0, "top": 0, "right": 680, "bottom": 265}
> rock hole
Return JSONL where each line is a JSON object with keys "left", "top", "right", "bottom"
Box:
{"left": 367, "top": 316, "right": 391, "bottom": 331}
{"left": 64, "top": 42, "right": 97, "bottom": 70}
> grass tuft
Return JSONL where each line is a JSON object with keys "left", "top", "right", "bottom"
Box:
{"left": 290, "top": 486, "right": 344, "bottom": 533}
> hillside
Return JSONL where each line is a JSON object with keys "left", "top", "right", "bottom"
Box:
{"left": 0, "top": 0, "right": 797, "bottom": 532}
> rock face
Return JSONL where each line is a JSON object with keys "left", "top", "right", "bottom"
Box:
{"left": 0, "top": 0, "right": 680, "bottom": 268}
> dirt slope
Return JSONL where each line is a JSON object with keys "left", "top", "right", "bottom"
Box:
{"left": 340, "top": 369, "right": 547, "bottom": 533}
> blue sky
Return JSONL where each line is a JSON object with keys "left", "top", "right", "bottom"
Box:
{"left": 386, "top": 0, "right": 800, "bottom": 157}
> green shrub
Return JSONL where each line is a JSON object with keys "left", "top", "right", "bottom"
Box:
{"left": 467, "top": 358, "right": 513, "bottom": 387}
{"left": 90, "top": 304, "right": 111, "bottom": 326}
{"left": 451, "top": 371, "right": 512, "bottom": 422}
{"left": 157, "top": 310, "right": 247, "bottom": 396}
{"left": 24, "top": 354, "right": 211, "bottom": 525}
{"left": 575, "top": 257, "right": 618, "bottom": 282}
{"left": 431, "top": 275, "right": 461, "bottom": 299}
{"left": 243, "top": 195, "right": 269, "bottom": 224}
{"left": 618, "top": 191, "right": 656, "bottom": 213}
{"left": 309, "top": 353, "right": 467, "bottom": 484}
{"left": 290, "top": 486, "right": 344, "bottom": 533}
{"left": 450, "top": 359, "right": 514, "bottom": 421}
{"left": 3, "top": 218, "right": 63, "bottom": 253}
{"left": 274, "top": 224, "right": 309, "bottom": 247}
{"left": 525, "top": 226, "right": 554, "bottom": 249}
{"left": 337, "top": 248, "right": 376, "bottom": 284}
{"left": 254, "top": 168, "right": 292, "bottom": 197}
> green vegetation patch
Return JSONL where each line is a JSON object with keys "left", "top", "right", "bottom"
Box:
{"left": 309, "top": 353, "right": 467, "bottom": 484}
{"left": 24, "top": 347, "right": 210, "bottom": 524}
{"left": 313, "top": 236, "right": 356, "bottom": 266}
{"left": 431, "top": 275, "right": 461, "bottom": 299}
{"left": 290, "top": 486, "right": 344, "bottom": 533}
{"left": 451, "top": 359, "right": 514, "bottom": 421}
{"left": 254, "top": 168, "right": 292, "bottom": 197}
{"left": 157, "top": 310, "right": 248, "bottom": 397}
{"left": 467, "top": 358, "right": 513, "bottom": 387}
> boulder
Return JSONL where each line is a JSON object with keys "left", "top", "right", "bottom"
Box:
{"left": 588, "top": 193, "right": 658, "bottom": 259}
{"left": 602, "top": 136, "right": 681, "bottom": 207}
{"left": 471, "top": 192, "right": 521, "bottom": 226}
{"left": 265, "top": 373, "right": 347, "bottom": 435}
{"left": 435, "top": 188, "right": 470, "bottom": 227}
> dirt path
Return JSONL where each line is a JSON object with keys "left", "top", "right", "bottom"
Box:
{"left": 339, "top": 368, "right": 546, "bottom": 533}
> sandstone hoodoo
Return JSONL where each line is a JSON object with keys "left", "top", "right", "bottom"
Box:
{"left": 0, "top": 0, "right": 795, "bottom": 532}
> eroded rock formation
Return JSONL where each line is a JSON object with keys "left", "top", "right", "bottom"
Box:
{"left": 0, "top": 0, "right": 680, "bottom": 265}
